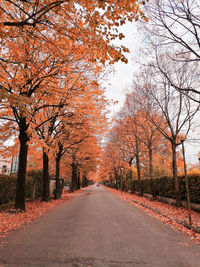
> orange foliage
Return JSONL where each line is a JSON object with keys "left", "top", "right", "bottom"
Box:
{"left": 0, "top": 0, "right": 147, "bottom": 209}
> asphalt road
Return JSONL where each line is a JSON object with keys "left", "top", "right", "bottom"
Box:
{"left": 0, "top": 185, "right": 200, "bottom": 267}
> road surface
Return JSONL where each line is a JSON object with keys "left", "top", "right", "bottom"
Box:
{"left": 0, "top": 185, "right": 200, "bottom": 266}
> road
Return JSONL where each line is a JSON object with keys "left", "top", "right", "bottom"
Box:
{"left": 0, "top": 185, "right": 200, "bottom": 267}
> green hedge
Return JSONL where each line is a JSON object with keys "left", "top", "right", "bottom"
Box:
{"left": 27, "top": 170, "right": 43, "bottom": 199}
{"left": 180, "top": 175, "right": 200, "bottom": 203}
{"left": 0, "top": 175, "right": 16, "bottom": 205}
{"left": 131, "top": 175, "right": 200, "bottom": 204}
{"left": 0, "top": 171, "right": 43, "bottom": 205}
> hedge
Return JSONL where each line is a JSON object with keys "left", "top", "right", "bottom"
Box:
{"left": 132, "top": 175, "right": 200, "bottom": 204}
{"left": 106, "top": 174, "right": 200, "bottom": 204}
{"left": 0, "top": 171, "right": 43, "bottom": 205}
{"left": 27, "top": 170, "right": 43, "bottom": 199}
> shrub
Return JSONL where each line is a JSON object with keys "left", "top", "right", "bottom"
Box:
{"left": 0, "top": 171, "right": 43, "bottom": 205}
{"left": 131, "top": 175, "right": 200, "bottom": 204}
{"left": 0, "top": 174, "right": 16, "bottom": 205}
{"left": 27, "top": 170, "right": 43, "bottom": 199}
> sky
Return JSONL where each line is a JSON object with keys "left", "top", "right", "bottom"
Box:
{"left": 102, "top": 21, "right": 200, "bottom": 166}
{"left": 102, "top": 21, "right": 141, "bottom": 117}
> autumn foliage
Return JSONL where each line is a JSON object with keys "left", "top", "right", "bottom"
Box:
{"left": 100, "top": 75, "right": 199, "bottom": 207}
{"left": 0, "top": 0, "right": 146, "bottom": 210}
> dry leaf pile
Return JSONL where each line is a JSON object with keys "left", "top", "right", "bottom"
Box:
{"left": 0, "top": 191, "right": 80, "bottom": 239}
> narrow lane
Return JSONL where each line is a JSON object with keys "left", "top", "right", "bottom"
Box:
{"left": 0, "top": 185, "right": 200, "bottom": 266}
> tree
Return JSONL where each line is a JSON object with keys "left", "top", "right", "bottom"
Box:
{"left": 0, "top": 0, "right": 146, "bottom": 63}
{"left": 144, "top": 0, "right": 200, "bottom": 58}
{"left": 53, "top": 114, "right": 90, "bottom": 194}
{"left": 0, "top": 0, "right": 146, "bottom": 26}
{"left": 0, "top": 26, "right": 66, "bottom": 210}
{"left": 123, "top": 91, "right": 164, "bottom": 199}
{"left": 101, "top": 140, "right": 123, "bottom": 189}
{"left": 143, "top": 0, "right": 200, "bottom": 99}
{"left": 102, "top": 117, "right": 143, "bottom": 194}
{"left": 133, "top": 65, "right": 199, "bottom": 206}
{"left": 0, "top": 0, "right": 146, "bottom": 210}
{"left": 0, "top": 25, "right": 92, "bottom": 208}
{"left": 64, "top": 135, "right": 101, "bottom": 192}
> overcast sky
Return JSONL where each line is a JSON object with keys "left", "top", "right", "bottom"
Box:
{"left": 102, "top": 21, "right": 141, "bottom": 117}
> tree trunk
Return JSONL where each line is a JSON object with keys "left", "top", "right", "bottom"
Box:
{"left": 82, "top": 173, "right": 87, "bottom": 188}
{"left": 149, "top": 145, "right": 156, "bottom": 200}
{"left": 135, "top": 138, "right": 142, "bottom": 196}
{"left": 55, "top": 156, "right": 60, "bottom": 190}
{"left": 77, "top": 169, "right": 80, "bottom": 190}
{"left": 136, "top": 153, "right": 142, "bottom": 195}
{"left": 74, "top": 165, "right": 78, "bottom": 190}
{"left": 71, "top": 163, "right": 77, "bottom": 192}
{"left": 172, "top": 142, "right": 182, "bottom": 207}
{"left": 42, "top": 150, "right": 50, "bottom": 202}
{"left": 114, "top": 168, "right": 118, "bottom": 189}
{"left": 54, "top": 156, "right": 62, "bottom": 199}
{"left": 130, "top": 168, "right": 135, "bottom": 194}
{"left": 15, "top": 120, "right": 29, "bottom": 211}
{"left": 55, "top": 143, "right": 63, "bottom": 191}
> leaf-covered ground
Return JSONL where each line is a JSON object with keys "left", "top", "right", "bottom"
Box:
{"left": 0, "top": 191, "right": 80, "bottom": 240}
{"left": 105, "top": 187, "right": 200, "bottom": 245}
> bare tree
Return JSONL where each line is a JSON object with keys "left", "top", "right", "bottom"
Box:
{"left": 134, "top": 64, "right": 199, "bottom": 206}
{"left": 144, "top": 0, "right": 200, "bottom": 59}
{"left": 142, "top": 0, "right": 200, "bottom": 99}
{"left": 125, "top": 86, "right": 164, "bottom": 199}
{"left": 154, "top": 52, "right": 200, "bottom": 103}
{"left": 116, "top": 104, "right": 145, "bottom": 196}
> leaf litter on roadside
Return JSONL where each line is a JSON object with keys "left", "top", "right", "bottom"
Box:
{"left": 0, "top": 191, "right": 81, "bottom": 240}
{"left": 105, "top": 187, "right": 200, "bottom": 245}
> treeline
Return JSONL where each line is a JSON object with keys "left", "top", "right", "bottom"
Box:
{"left": 0, "top": 171, "right": 93, "bottom": 206}
{"left": 104, "top": 174, "right": 200, "bottom": 204}
{"left": 0, "top": 1, "right": 145, "bottom": 211}
{"left": 100, "top": 0, "right": 200, "bottom": 207}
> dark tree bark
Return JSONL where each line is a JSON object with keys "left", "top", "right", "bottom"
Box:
{"left": 149, "top": 145, "right": 156, "bottom": 200}
{"left": 172, "top": 142, "right": 182, "bottom": 207}
{"left": 71, "top": 162, "right": 78, "bottom": 192}
{"left": 55, "top": 157, "right": 60, "bottom": 189}
{"left": 74, "top": 165, "right": 78, "bottom": 190}
{"left": 42, "top": 150, "right": 50, "bottom": 202}
{"left": 135, "top": 138, "right": 142, "bottom": 196}
{"left": 82, "top": 173, "right": 86, "bottom": 188}
{"left": 136, "top": 154, "right": 142, "bottom": 195}
{"left": 77, "top": 169, "right": 80, "bottom": 190}
{"left": 55, "top": 143, "right": 63, "bottom": 193}
{"left": 82, "top": 172, "right": 88, "bottom": 188}
{"left": 14, "top": 118, "right": 29, "bottom": 211}
{"left": 129, "top": 168, "right": 134, "bottom": 194}
{"left": 114, "top": 168, "right": 118, "bottom": 189}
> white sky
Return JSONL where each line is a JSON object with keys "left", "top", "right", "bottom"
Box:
{"left": 102, "top": 21, "right": 200, "bottom": 165}
{"left": 102, "top": 21, "right": 140, "bottom": 117}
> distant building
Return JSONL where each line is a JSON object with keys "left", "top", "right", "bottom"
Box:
{"left": 0, "top": 157, "right": 12, "bottom": 175}
{"left": 0, "top": 155, "right": 19, "bottom": 175}
{"left": 10, "top": 155, "right": 19, "bottom": 173}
